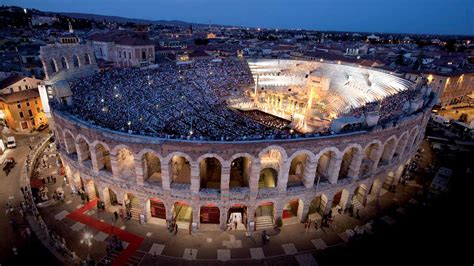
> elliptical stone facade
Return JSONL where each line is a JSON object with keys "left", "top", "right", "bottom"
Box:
{"left": 53, "top": 92, "right": 434, "bottom": 232}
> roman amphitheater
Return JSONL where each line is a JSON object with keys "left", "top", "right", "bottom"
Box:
{"left": 41, "top": 48, "right": 436, "bottom": 232}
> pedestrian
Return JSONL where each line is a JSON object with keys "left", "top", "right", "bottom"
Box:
{"left": 304, "top": 220, "right": 308, "bottom": 231}
{"left": 114, "top": 211, "right": 119, "bottom": 222}
{"left": 174, "top": 223, "right": 178, "bottom": 235}
{"left": 234, "top": 220, "right": 238, "bottom": 230}
{"left": 314, "top": 221, "right": 319, "bottom": 231}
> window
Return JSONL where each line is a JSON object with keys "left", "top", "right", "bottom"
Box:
{"left": 61, "top": 57, "right": 68, "bottom": 69}
{"left": 37, "top": 107, "right": 40, "bottom": 113}
{"left": 25, "top": 85, "right": 28, "bottom": 90}
{"left": 73, "top": 55, "right": 80, "bottom": 67}
{"left": 20, "top": 111, "right": 24, "bottom": 118}
{"left": 123, "top": 51, "right": 126, "bottom": 58}
{"left": 18, "top": 86, "right": 22, "bottom": 91}
{"left": 440, "top": 80, "right": 443, "bottom": 84}
{"left": 85, "top": 53, "right": 91, "bottom": 65}
{"left": 17, "top": 104, "right": 21, "bottom": 109}
{"left": 26, "top": 102, "right": 30, "bottom": 107}
{"left": 119, "top": 51, "right": 121, "bottom": 58}
{"left": 28, "top": 110, "right": 33, "bottom": 116}
{"left": 129, "top": 52, "right": 131, "bottom": 59}
{"left": 35, "top": 100, "right": 38, "bottom": 104}
{"left": 50, "top": 59, "right": 57, "bottom": 73}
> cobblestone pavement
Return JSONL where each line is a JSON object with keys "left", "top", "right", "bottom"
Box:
{"left": 33, "top": 142, "right": 432, "bottom": 265}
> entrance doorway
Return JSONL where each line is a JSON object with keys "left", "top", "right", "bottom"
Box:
{"left": 200, "top": 204, "right": 220, "bottom": 224}
{"left": 255, "top": 202, "right": 274, "bottom": 230}
{"left": 227, "top": 204, "right": 247, "bottom": 230}
{"left": 150, "top": 198, "right": 166, "bottom": 219}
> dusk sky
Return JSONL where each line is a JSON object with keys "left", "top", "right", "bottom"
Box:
{"left": 5, "top": 0, "right": 474, "bottom": 35}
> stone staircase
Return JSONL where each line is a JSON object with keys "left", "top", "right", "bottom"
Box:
{"left": 256, "top": 205, "right": 273, "bottom": 230}
{"left": 129, "top": 197, "right": 142, "bottom": 220}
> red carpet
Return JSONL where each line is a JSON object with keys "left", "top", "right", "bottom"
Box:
{"left": 66, "top": 199, "right": 144, "bottom": 266}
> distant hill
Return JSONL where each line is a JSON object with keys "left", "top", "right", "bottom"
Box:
{"left": 55, "top": 12, "right": 197, "bottom": 27}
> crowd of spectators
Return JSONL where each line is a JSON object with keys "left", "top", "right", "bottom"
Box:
{"left": 342, "top": 89, "right": 421, "bottom": 123}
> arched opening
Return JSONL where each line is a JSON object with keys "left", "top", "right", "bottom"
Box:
{"left": 288, "top": 154, "right": 308, "bottom": 188}
{"left": 64, "top": 132, "right": 76, "bottom": 155}
{"left": 338, "top": 147, "right": 360, "bottom": 180}
{"left": 200, "top": 204, "right": 220, "bottom": 224}
{"left": 360, "top": 143, "right": 381, "bottom": 177}
{"left": 73, "top": 55, "right": 80, "bottom": 67}
{"left": 77, "top": 138, "right": 91, "bottom": 165}
{"left": 308, "top": 194, "right": 328, "bottom": 220}
{"left": 102, "top": 187, "right": 118, "bottom": 206}
{"left": 148, "top": 198, "right": 166, "bottom": 224}
{"left": 172, "top": 201, "right": 192, "bottom": 227}
{"left": 116, "top": 148, "right": 135, "bottom": 178}
{"left": 142, "top": 50, "right": 146, "bottom": 60}
{"left": 395, "top": 133, "right": 408, "bottom": 158}
{"left": 81, "top": 178, "right": 98, "bottom": 200}
{"left": 142, "top": 152, "right": 161, "bottom": 185}
{"left": 123, "top": 193, "right": 140, "bottom": 220}
{"left": 199, "top": 157, "right": 222, "bottom": 190}
{"left": 381, "top": 138, "right": 397, "bottom": 164}
{"left": 333, "top": 189, "right": 350, "bottom": 211}
{"left": 282, "top": 199, "right": 304, "bottom": 224}
{"left": 84, "top": 53, "right": 91, "bottom": 65}
{"left": 169, "top": 155, "right": 191, "bottom": 187}
{"left": 353, "top": 185, "right": 368, "bottom": 207}
{"left": 61, "top": 57, "right": 68, "bottom": 69}
{"left": 315, "top": 150, "right": 337, "bottom": 184}
{"left": 255, "top": 202, "right": 274, "bottom": 230}
{"left": 230, "top": 157, "right": 251, "bottom": 188}
{"left": 227, "top": 204, "right": 247, "bottom": 230}
{"left": 95, "top": 143, "right": 112, "bottom": 173}
{"left": 50, "top": 59, "right": 58, "bottom": 73}
{"left": 259, "top": 168, "right": 278, "bottom": 188}
{"left": 383, "top": 171, "right": 396, "bottom": 191}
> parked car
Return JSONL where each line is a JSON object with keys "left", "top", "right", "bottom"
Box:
{"left": 36, "top": 124, "right": 49, "bottom": 131}
{"left": 2, "top": 157, "right": 16, "bottom": 176}
{"left": 6, "top": 136, "right": 16, "bottom": 148}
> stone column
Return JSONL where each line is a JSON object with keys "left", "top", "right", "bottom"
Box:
{"left": 247, "top": 205, "right": 255, "bottom": 232}
{"left": 274, "top": 201, "right": 283, "bottom": 221}
{"left": 161, "top": 161, "right": 171, "bottom": 191}
{"left": 249, "top": 161, "right": 261, "bottom": 199}
{"left": 303, "top": 159, "right": 317, "bottom": 188}
{"left": 190, "top": 164, "right": 200, "bottom": 194}
{"left": 348, "top": 154, "right": 362, "bottom": 180}
{"left": 300, "top": 202, "right": 310, "bottom": 222}
{"left": 324, "top": 199, "right": 334, "bottom": 214}
{"left": 278, "top": 162, "right": 290, "bottom": 194}
{"left": 90, "top": 149, "right": 101, "bottom": 173}
{"left": 134, "top": 158, "right": 144, "bottom": 186}
{"left": 328, "top": 158, "right": 342, "bottom": 184}
{"left": 371, "top": 149, "right": 383, "bottom": 175}
{"left": 192, "top": 205, "right": 200, "bottom": 230}
{"left": 221, "top": 164, "right": 231, "bottom": 201}
{"left": 75, "top": 143, "right": 85, "bottom": 166}
{"left": 220, "top": 206, "right": 228, "bottom": 230}
{"left": 110, "top": 155, "right": 120, "bottom": 180}
{"left": 342, "top": 192, "right": 354, "bottom": 211}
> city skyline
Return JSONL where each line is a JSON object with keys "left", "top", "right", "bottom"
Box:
{"left": 4, "top": 0, "right": 474, "bottom": 36}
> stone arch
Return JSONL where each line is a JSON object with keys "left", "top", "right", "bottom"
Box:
{"left": 76, "top": 135, "right": 91, "bottom": 163}
{"left": 50, "top": 59, "right": 58, "bottom": 73}
{"left": 168, "top": 152, "right": 192, "bottom": 186}
{"left": 198, "top": 154, "right": 223, "bottom": 190}
{"left": 73, "top": 54, "right": 80, "bottom": 68}
{"left": 405, "top": 126, "right": 420, "bottom": 155}
{"left": 93, "top": 142, "right": 112, "bottom": 173}
{"left": 315, "top": 147, "right": 341, "bottom": 184}
{"left": 282, "top": 198, "right": 304, "bottom": 222}
{"left": 258, "top": 145, "right": 288, "bottom": 162}
{"left": 60, "top": 56, "right": 69, "bottom": 70}
{"left": 140, "top": 151, "right": 162, "bottom": 185}
{"left": 395, "top": 131, "right": 409, "bottom": 158}
{"left": 147, "top": 197, "right": 167, "bottom": 221}
{"left": 381, "top": 136, "right": 398, "bottom": 164}
{"left": 200, "top": 203, "right": 220, "bottom": 224}
{"left": 63, "top": 130, "right": 76, "bottom": 155}
{"left": 84, "top": 53, "right": 91, "bottom": 65}
{"left": 308, "top": 194, "right": 328, "bottom": 218}
{"left": 230, "top": 155, "right": 252, "bottom": 188}
{"left": 338, "top": 144, "right": 363, "bottom": 180}
{"left": 287, "top": 150, "right": 315, "bottom": 188}
{"left": 360, "top": 140, "right": 383, "bottom": 177}
{"left": 259, "top": 168, "right": 278, "bottom": 188}
{"left": 115, "top": 147, "right": 136, "bottom": 178}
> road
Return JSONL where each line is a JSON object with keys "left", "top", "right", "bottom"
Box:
{"left": 0, "top": 132, "right": 59, "bottom": 265}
